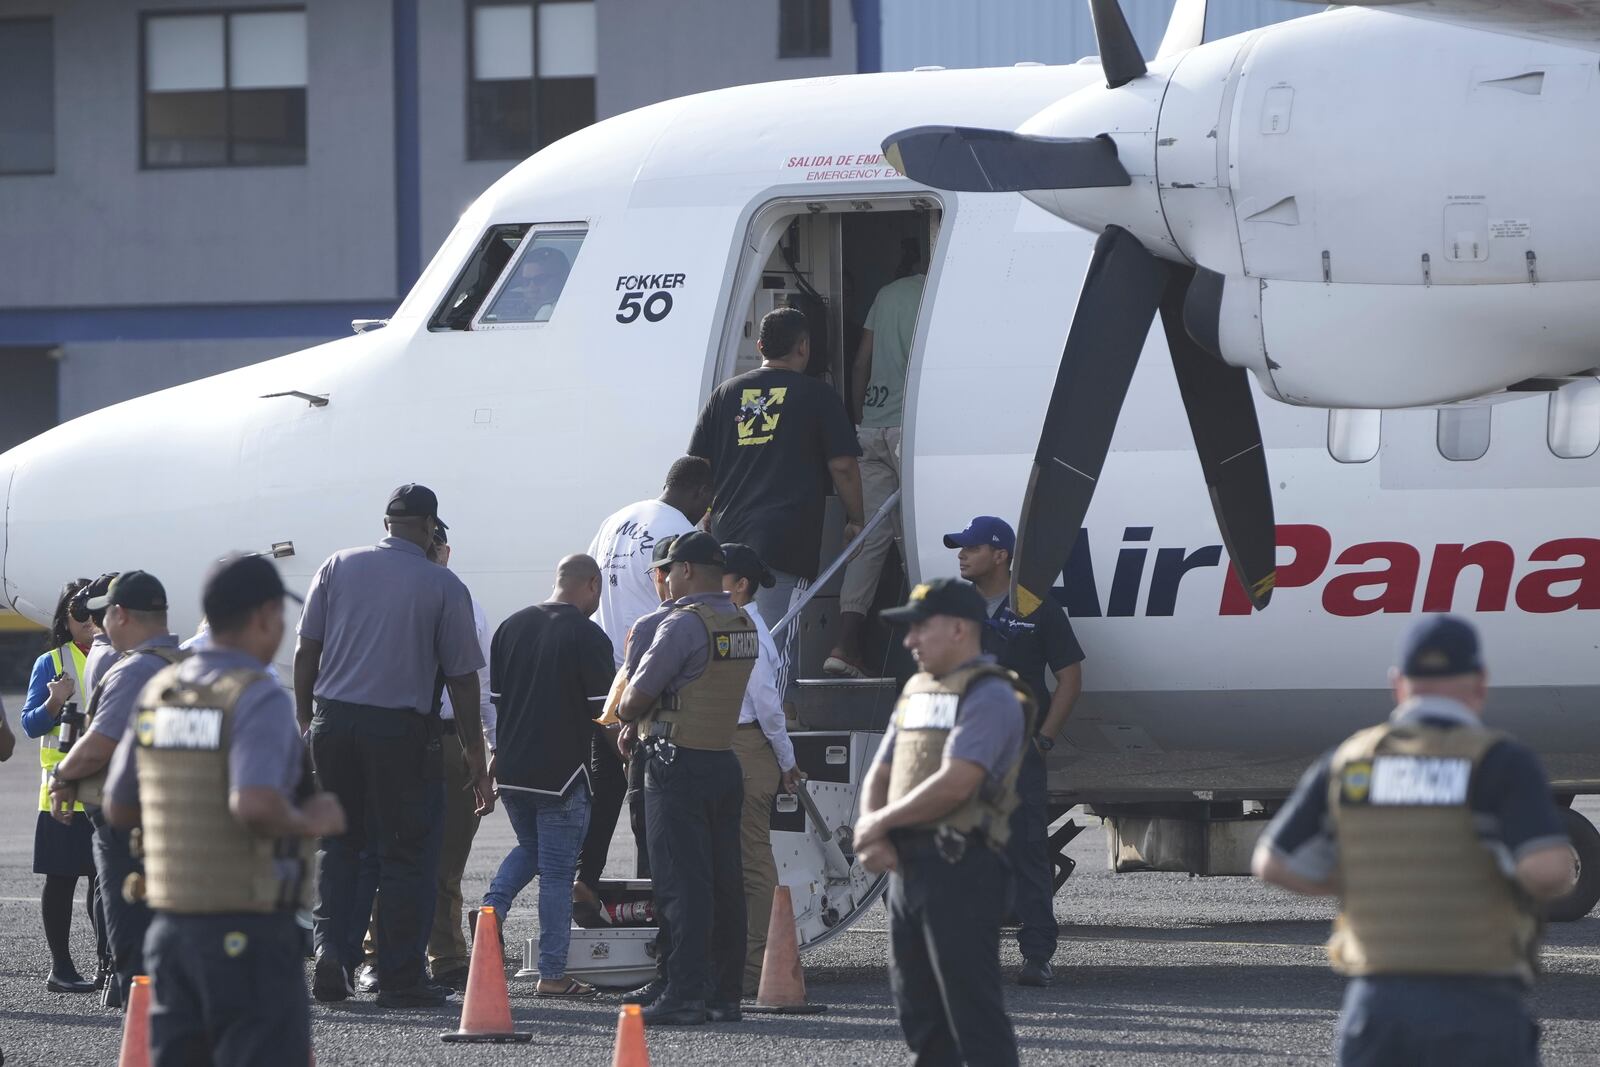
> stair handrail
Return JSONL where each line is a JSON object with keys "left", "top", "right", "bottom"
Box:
{"left": 769, "top": 488, "right": 902, "bottom": 641}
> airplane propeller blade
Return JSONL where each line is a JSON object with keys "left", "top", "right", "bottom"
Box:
{"left": 1012, "top": 225, "right": 1166, "bottom": 617}
{"left": 1159, "top": 269, "right": 1278, "bottom": 610}
{"left": 1089, "top": 0, "right": 1149, "bottom": 88}
{"left": 1156, "top": 0, "right": 1208, "bottom": 59}
{"left": 882, "top": 126, "right": 1131, "bottom": 193}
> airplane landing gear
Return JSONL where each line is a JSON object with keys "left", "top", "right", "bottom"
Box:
{"left": 1547, "top": 806, "right": 1600, "bottom": 923}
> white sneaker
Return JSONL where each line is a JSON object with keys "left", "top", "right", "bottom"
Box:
{"left": 822, "top": 656, "right": 866, "bottom": 679}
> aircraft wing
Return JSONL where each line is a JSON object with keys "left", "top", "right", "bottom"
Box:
{"left": 1304, "top": 0, "right": 1600, "bottom": 51}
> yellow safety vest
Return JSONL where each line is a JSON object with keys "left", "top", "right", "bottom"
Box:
{"left": 38, "top": 643, "right": 90, "bottom": 813}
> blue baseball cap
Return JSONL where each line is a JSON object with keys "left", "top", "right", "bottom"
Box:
{"left": 943, "top": 516, "right": 1015, "bottom": 553}
{"left": 1398, "top": 615, "right": 1484, "bottom": 678}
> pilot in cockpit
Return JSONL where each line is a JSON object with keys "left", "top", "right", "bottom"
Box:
{"left": 486, "top": 244, "right": 571, "bottom": 323}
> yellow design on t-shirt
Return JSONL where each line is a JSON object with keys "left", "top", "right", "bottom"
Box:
{"left": 736, "top": 387, "right": 787, "bottom": 446}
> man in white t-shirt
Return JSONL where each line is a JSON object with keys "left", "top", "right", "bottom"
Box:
{"left": 588, "top": 457, "right": 714, "bottom": 668}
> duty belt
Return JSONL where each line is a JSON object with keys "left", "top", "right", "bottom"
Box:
{"left": 892, "top": 826, "right": 982, "bottom": 864}
{"left": 642, "top": 735, "right": 678, "bottom": 765}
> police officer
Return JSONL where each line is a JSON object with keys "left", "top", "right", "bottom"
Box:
{"left": 616, "top": 531, "right": 755, "bottom": 1025}
{"left": 947, "top": 515, "right": 1083, "bottom": 986}
{"left": 48, "top": 571, "right": 186, "bottom": 1008}
{"left": 855, "top": 578, "right": 1033, "bottom": 1067}
{"left": 1253, "top": 616, "right": 1576, "bottom": 1066}
{"left": 102, "top": 553, "right": 346, "bottom": 1067}
{"left": 294, "top": 484, "right": 491, "bottom": 1008}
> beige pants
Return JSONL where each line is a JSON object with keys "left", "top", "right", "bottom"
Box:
{"left": 428, "top": 730, "right": 479, "bottom": 974}
{"left": 839, "top": 426, "right": 903, "bottom": 615}
{"left": 732, "top": 726, "right": 780, "bottom": 996}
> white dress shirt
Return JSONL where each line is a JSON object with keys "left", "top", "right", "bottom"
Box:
{"left": 738, "top": 601, "right": 795, "bottom": 771}
{"left": 440, "top": 597, "right": 496, "bottom": 748}
{"left": 589, "top": 498, "right": 696, "bottom": 668}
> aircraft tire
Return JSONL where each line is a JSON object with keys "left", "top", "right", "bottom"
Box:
{"left": 1546, "top": 807, "right": 1600, "bottom": 923}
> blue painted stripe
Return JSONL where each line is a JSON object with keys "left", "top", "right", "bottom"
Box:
{"left": 0, "top": 303, "right": 397, "bottom": 345}
{"left": 853, "top": 0, "right": 883, "bottom": 74}
{"left": 393, "top": 0, "right": 422, "bottom": 297}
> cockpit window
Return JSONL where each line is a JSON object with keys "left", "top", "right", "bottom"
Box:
{"left": 431, "top": 224, "right": 530, "bottom": 330}
{"left": 477, "top": 229, "right": 586, "bottom": 327}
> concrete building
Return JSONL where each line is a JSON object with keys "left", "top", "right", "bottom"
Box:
{"left": 0, "top": 0, "right": 871, "bottom": 448}
{"left": 0, "top": 0, "right": 1311, "bottom": 446}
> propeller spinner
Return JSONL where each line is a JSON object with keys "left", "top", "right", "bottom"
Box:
{"left": 883, "top": 0, "right": 1277, "bottom": 615}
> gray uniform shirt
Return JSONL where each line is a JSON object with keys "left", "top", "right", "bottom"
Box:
{"left": 874, "top": 655, "right": 1026, "bottom": 793}
{"left": 628, "top": 592, "right": 739, "bottom": 700}
{"left": 86, "top": 634, "right": 183, "bottom": 743}
{"left": 84, "top": 632, "right": 120, "bottom": 696}
{"left": 298, "top": 536, "right": 485, "bottom": 713}
{"left": 104, "top": 647, "right": 308, "bottom": 888}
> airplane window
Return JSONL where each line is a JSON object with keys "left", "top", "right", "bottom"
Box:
{"left": 478, "top": 229, "right": 585, "bottom": 326}
{"left": 1437, "top": 406, "right": 1491, "bottom": 462}
{"left": 430, "top": 223, "right": 529, "bottom": 330}
{"left": 1327, "top": 408, "right": 1380, "bottom": 463}
{"left": 1548, "top": 379, "right": 1600, "bottom": 459}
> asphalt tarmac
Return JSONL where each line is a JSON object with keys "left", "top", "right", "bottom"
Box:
{"left": 2, "top": 703, "right": 1598, "bottom": 1066}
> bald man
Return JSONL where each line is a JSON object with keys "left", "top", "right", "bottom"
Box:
{"left": 482, "top": 555, "right": 616, "bottom": 996}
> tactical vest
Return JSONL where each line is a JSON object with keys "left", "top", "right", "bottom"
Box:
{"left": 39, "top": 643, "right": 90, "bottom": 813}
{"left": 1327, "top": 721, "right": 1540, "bottom": 982}
{"left": 77, "top": 644, "right": 188, "bottom": 808}
{"left": 134, "top": 664, "right": 314, "bottom": 914}
{"left": 639, "top": 602, "right": 758, "bottom": 751}
{"left": 887, "top": 663, "right": 1036, "bottom": 851}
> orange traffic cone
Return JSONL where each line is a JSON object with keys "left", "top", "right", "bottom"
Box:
{"left": 746, "top": 886, "right": 827, "bottom": 1014}
{"left": 611, "top": 1004, "right": 650, "bottom": 1067}
{"left": 117, "top": 975, "right": 152, "bottom": 1067}
{"left": 440, "top": 907, "right": 533, "bottom": 1044}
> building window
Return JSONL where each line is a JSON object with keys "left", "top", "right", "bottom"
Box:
{"left": 0, "top": 18, "right": 55, "bottom": 175}
{"left": 779, "top": 0, "right": 830, "bottom": 58}
{"left": 142, "top": 9, "right": 308, "bottom": 168}
{"left": 468, "top": 1, "right": 597, "bottom": 161}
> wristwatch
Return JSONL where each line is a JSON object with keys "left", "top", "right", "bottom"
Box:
{"left": 1035, "top": 736, "right": 1055, "bottom": 752}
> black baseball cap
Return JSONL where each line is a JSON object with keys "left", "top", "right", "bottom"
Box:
{"left": 881, "top": 577, "right": 988, "bottom": 624}
{"left": 1399, "top": 615, "right": 1484, "bottom": 678}
{"left": 658, "top": 530, "right": 726, "bottom": 570}
{"left": 88, "top": 570, "right": 168, "bottom": 613}
{"left": 387, "top": 483, "right": 441, "bottom": 521}
{"left": 721, "top": 543, "right": 775, "bottom": 589}
{"left": 203, "top": 553, "right": 303, "bottom": 622}
{"left": 647, "top": 534, "right": 680, "bottom": 572}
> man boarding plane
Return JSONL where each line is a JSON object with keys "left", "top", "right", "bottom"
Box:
{"left": 3, "top": 0, "right": 1600, "bottom": 960}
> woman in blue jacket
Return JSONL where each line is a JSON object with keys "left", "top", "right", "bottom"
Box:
{"left": 20, "top": 579, "right": 102, "bottom": 993}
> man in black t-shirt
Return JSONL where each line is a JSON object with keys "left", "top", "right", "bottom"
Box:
{"left": 688, "top": 307, "right": 864, "bottom": 697}
{"left": 947, "top": 515, "right": 1084, "bottom": 989}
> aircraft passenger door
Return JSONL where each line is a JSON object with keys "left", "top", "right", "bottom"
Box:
{"left": 720, "top": 195, "right": 942, "bottom": 683}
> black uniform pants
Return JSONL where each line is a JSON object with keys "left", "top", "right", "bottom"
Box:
{"left": 89, "top": 810, "right": 150, "bottom": 994}
{"left": 1337, "top": 976, "right": 1539, "bottom": 1067}
{"left": 578, "top": 723, "right": 628, "bottom": 889}
{"left": 644, "top": 746, "right": 745, "bottom": 1005}
{"left": 310, "top": 700, "right": 438, "bottom": 991}
{"left": 888, "top": 839, "right": 1017, "bottom": 1067}
{"left": 1004, "top": 743, "right": 1058, "bottom": 962}
{"left": 145, "top": 911, "right": 310, "bottom": 1067}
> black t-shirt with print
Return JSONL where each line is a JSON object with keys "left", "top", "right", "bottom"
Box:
{"left": 688, "top": 366, "right": 862, "bottom": 579}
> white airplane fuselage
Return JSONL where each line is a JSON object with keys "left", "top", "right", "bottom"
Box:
{"left": 3, "top": 10, "right": 1599, "bottom": 809}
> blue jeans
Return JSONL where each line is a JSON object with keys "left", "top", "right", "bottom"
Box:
{"left": 483, "top": 787, "right": 590, "bottom": 979}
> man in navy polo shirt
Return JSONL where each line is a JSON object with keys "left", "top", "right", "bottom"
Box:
{"left": 946, "top": 515, "right": 1084, "bottom": 988}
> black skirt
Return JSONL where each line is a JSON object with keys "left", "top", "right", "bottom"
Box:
{"left": 33, "top": 809, "right": 96, "bottom": 877}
